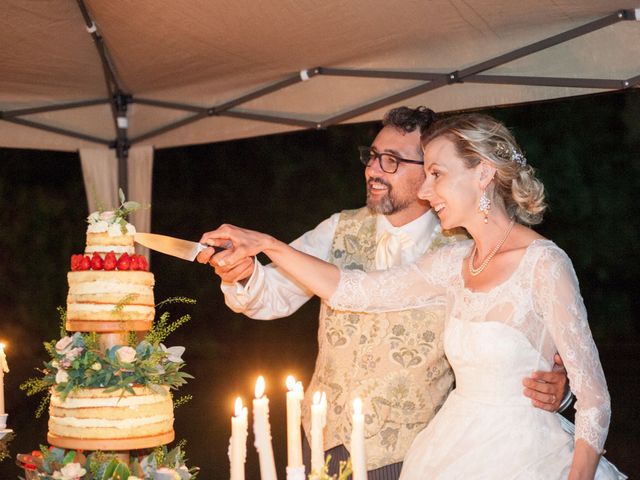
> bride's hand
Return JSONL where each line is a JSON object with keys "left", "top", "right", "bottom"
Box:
{"left": 198, "top": 224, "right": 275, "bottom": 267}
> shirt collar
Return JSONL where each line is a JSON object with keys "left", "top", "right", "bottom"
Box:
{"left": 375, "top": 209, "right": 440, "bottom": 249}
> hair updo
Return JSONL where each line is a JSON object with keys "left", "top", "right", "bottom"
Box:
{"left": 421, "top": 113, "right": 546, "bottom": 225}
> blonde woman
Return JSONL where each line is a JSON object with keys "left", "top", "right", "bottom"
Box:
{"left": 200, "top": 114, "right": 624, "bottom": 479}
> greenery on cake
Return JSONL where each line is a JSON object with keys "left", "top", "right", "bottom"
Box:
{"left": 17, "top": 441, "right": 198, "bottom": 479}
{"left": 20, "top": 297, "right": 195, "bottom": 415}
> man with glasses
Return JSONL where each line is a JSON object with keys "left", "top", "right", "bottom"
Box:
{"left": 199, "top": 106, "right": 567, "bottom": 479}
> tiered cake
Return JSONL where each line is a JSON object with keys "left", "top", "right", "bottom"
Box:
{"left": 17, "top": 197, "right": 195, "bottom": 479}
{"left": 47, "top": 207, "right": 175, "bottom": 451}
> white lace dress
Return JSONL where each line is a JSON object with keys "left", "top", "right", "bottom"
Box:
{"left": 329, "top": 239, "right": 626, "bottom": 479}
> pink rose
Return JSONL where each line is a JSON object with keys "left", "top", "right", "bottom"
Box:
{"left": 99, "top": 210, "right": 116, "bottom": 222}
{"left": 55, "top": 336, "right": 73, "bottom": 354}
{"left": 65, "top": 347, "right": 84, "bottom": 361}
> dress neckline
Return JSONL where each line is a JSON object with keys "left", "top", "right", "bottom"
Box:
{"left": 459, "top": 238, "right": 552, "bottom": 295}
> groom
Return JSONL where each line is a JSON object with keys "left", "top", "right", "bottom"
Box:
{"left": 198, "top": 106, "right": 567, "bottom": 479}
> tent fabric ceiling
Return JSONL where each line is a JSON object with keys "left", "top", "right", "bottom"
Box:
{"left": 1, "top": 0, "right": 639, "bottom": 152}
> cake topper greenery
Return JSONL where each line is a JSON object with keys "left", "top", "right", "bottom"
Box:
{"left": 20, "top": 297, "right": 196, "bottom": 417}
{"left": 17, "top": 441, "right": 198, "bottom": 479}
{"left": 87, "top": 188, "right": 143, "bottom": 235}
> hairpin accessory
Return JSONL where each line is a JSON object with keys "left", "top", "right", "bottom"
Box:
{"left": 495, "top": 142, "right": 527, "bottom": 167}
{"left": 478, "top": 189, "right": 491, "bottom": 224}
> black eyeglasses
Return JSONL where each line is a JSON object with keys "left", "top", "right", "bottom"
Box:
{"left": 358, "top": 146, "right": 424, "bottom": 174}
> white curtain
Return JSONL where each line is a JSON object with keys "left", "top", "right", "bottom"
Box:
{"left": 79, "top": 148, "right": 119, "bottom": 213}
{"left": 79, "top": 145, "right": 154, "bottom": 259}
{"left": 127, "top": 145, "right": 154, "bottom": 257}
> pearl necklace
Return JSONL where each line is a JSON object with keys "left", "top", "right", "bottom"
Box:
{"left": 468, "top": 218, "right": 516, "bottom": 276}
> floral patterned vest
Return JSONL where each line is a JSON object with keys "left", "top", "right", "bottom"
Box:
{"left": 301, "top": 207, "right": 457, "bottom": 470}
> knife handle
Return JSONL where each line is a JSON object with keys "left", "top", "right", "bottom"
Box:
{"left": 199, "top": 242, "right": 229, "bottom": 255}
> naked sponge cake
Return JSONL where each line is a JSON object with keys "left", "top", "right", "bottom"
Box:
{"left": 66, "top": 208, "right": 154, "bottom": 332}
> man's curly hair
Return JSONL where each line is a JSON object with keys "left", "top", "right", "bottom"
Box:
{"left": 382, "top": 106, "right": 437, "bottom": 136}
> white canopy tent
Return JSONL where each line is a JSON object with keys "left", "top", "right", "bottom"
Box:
{"left": 1, "top": 0, "right": 639, "bottom": 230}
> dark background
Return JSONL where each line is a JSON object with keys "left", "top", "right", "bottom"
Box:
{"left": 1, "top": 89, "right": 639, "bottom": 478}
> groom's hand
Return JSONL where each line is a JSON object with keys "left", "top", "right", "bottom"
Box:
{"left": 522, "top": 353, "right": 568, "bottom": 412}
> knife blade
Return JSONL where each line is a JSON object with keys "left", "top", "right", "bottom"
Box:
{"left": 134, "top": 232, "right": 226, "bottom": 261}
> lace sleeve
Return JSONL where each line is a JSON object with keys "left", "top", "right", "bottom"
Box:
{"left": 327, "top": 242, "right": 465, "bottom": 313}
{"left": 533, "top": 245, "right": 611, "bottom": 453}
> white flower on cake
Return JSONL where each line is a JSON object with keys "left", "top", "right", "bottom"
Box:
{"left": 153, "top": 467, "right": 182, "bottom": 480}
{"left": 161, "top": 344, "right": 186, "bottom": 363}
{"left": 52, "top": 462, "right": 87, "bottom": 480}
{"left": 87, "top": 220, "right": 109, "bottom": 233}
{"left": 55, "top": 336, "right": 74, "bottom": 354}
{"left": 55, "top": 369, "right": 69, "bottom": 384}
{"left": 116, "top": 345, "right": 137, "bottom": 363}
{"left": 108, "top": 222, "right": 125, "bottom": 237}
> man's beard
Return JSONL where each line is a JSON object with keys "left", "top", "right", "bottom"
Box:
{"left": 366, "top": 178, "right": 413, "bottom": 215}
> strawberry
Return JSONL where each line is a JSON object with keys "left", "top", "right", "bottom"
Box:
{"left": 117, "top": 252, "right": 130, "bottom": 270}
{"left": 70, "top": 254, "right": 82, "bottom": 271}
{"left": 130, "top": 255, "right": 140, "bottom": 270}
{"left": 79, "top": 256, "right": 91, "bottom": 271}
{"left": 138, "top": 255, "right": 149, "bottom": 271}
{"left": 90, "top": 252, "right": 103, "bottom": 270}
{"left": 103, "top": 251, "right": 117, "bottom": 271}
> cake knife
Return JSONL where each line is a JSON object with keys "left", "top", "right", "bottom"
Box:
{"left": 134, "top": 232, "right": 227, "bottom": 261}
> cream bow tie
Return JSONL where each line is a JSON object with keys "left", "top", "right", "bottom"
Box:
{"left": 375, "top": 231, "right": 415, "bottom": 269}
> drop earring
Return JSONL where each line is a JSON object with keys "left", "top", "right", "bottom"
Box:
{"left": 479, "top": 190, "right": 491, "bottom": 224}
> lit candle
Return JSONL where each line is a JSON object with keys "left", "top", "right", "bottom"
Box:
{"left": 351, "top": 397, "right": 366, "bottom": 480}
{"left": 229, "top": 397, "right": 248, "bottom": 480}
{"left": 0, "top": 343, "right": 8, "bottom": 416}
{"left": 310, "top": 391, "right": 327, "bottom": 475}
{"left": 285, "top": 376, "right": 304, "bottom": 468}
{"left": 253, "top": 376, "right": 277, "bottom": 480}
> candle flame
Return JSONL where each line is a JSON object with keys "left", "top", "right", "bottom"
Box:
{"left": 313, "top": 391, "right": 321, "bottom": 405}
{"left": 286, "top": 375, "right": 296, "bottom": 391}
{"left": 0, "top": 343, "right": 5, "bottom": 350}
{"left": 234, "top": 397, "right": 243, "bottom": 416}
{"left": 255, "top": 375, "right": 265, "bottom": 398}
{"left": 353, "top": 397, "right": 362, "bottom": 415}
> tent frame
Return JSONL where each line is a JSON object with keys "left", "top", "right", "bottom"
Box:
{"left": 1, "top": 3, "right": 638, "bottom": 195}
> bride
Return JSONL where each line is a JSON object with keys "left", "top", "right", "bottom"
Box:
{"left": 200, "top": 114, "right": 625, "bottom": 479}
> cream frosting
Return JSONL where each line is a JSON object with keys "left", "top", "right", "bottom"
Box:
{"left": 84, "top": 245, "right": 136, "bottom": 255}
{"left": 51, "top": 393, "right": 167, "bottom": 408}
{"left": 66, "top": 304, "right": 154, "bottom": 314}
{"left": 68, "top": 281, "right": 151, "bottom": 295}
{"left": 50, "top": 414, "right": 171, "bottom": 429}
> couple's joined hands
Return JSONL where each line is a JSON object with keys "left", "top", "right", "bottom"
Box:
{"left": 196, "top": 223, "right": 569, "bottom": 412}
{"left": 197, "top": 224, "right": 272, "bottom": 283}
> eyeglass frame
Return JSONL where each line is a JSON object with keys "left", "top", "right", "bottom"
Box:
{"left": 358, "top": 146, "right": 424, "bottom": 174}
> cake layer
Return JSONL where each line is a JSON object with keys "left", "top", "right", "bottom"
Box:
{"left": 85, "top": 232, "right": 136, "bottom": 256}
{"left": 47, "top": 431, "right": 175, "bottom": 451}
{"left": 48, "top": 386, "right": 174, "bottom": 443}
{"left": 67, "top": 271, "right": 155, "bottom": 327}
{"left": 65, "top": 319, "right": 152, "bottom": 332}
{"left": 87, "top": 231, "right": 135, "bottom": 247}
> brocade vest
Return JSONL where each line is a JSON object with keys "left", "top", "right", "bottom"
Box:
{"left": 301, "top": 207, "right": 457, "bottom": 471}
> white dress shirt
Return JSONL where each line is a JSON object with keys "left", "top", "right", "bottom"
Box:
{"left": 221, "top": 208, "right": 440, "bottom": 319}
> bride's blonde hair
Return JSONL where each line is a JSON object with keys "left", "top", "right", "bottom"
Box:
{"left": 422, "top": 114, "right": 546, "bottom": 225}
